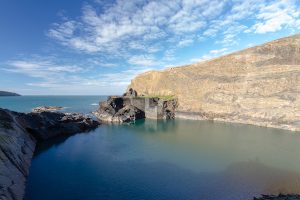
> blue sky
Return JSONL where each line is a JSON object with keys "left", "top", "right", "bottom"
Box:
{"left": 0, "top": 0, "right": 300, "bottom": 95}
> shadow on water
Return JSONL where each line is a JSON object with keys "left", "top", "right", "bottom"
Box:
{"left": 26, "top": 119, "right": 300, "bottom": 200}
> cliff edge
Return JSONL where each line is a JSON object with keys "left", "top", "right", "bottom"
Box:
{"left": 128, "top": 34, "right": 300, "bottom": 131}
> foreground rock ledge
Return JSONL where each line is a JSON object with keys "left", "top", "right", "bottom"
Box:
{"left": 0, "top": 108, "right": 100, "bottom": 200}
{"left": 254, "top": 194, "right": 300, "bottom": 200}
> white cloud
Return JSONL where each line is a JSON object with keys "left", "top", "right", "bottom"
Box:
{"left": 177, "top": 38, "right": 194, "bottom": 47}
{"left": 48, "top": 0, "right": 300, "bottom": 67}
{"left": 190, "top": 47, "right": 230, "bottom": 63}
{"left": 250, "top": 0, "right": 300, "bottom": 33}
{"left": 47, "top": 0, "right": 227, "bottom": 55}
{"left": 5, "top": 59, "right": 83, "bottom": 79}
{"left": 6, "top": 0, "right": 300, "bottom": 95}
{"left": 209, "top": 48, "right": 228, "bottom": 55}
{"left": 128, "top": 55, "right": 158, "bottom": 66}
{"left": 2, "top": 56, "right": 153, "bottom": 95}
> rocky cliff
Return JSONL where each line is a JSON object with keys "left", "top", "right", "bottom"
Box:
{"left": 129, "top": 34, "right": 300, "bottom": 131}
{"left": 0, "top": 109, "right": 36, "bottom": 200}
{"left": 0, "top": 108, "right": 100, "bottom": 200}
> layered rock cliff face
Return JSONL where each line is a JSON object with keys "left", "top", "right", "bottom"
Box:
{"left": 0, "top": 108, "right": 100, "bottom": 200}
{"left": 129, "top": 34, "right": 300, "bottom": 131}
{"left": 0, "top": 109, "right": 36, "bottom": 200}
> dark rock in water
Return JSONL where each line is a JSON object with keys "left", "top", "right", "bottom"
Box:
{"left": 114, "top": 105, "right": 145, "bottom": 123}
{"left": 254, "top": 194, "right": 300, "bottom": 200}
{"left": 93, "top": 94, "right": 178, "bottom": 123}
{"left": 32, "top": 106, "right": 64, "bottom": 112}
{"left": 0, "top": 108, "right": 100, "bottom": 200}
{"left": 93, "top": 96, "right": 145, "bottom": 123}
{"left": 0, "top": 91, "right": 20, "bottom": 97}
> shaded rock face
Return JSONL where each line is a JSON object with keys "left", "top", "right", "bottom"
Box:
{"left": 123, "top": 88, "right": 137, "bottom": 97}
{"left": 94, "top": 90, "right": 178, "bottom": 123}
{"left": 254, "top": 194, "right": 300, "bottom": 200}
{"left": 93, "top": 96, "right": 145, "bottom": 123}
{"left": 0, "top": 108, "right": 100, "bottom": 200}
{"left": 128, "top": 34, "right": 300, "bottom": 131}
{"left": 16, "top": 111, "right": 100, "bottom": 141}
{"left": 0, "top": 109, "right": 36, "bottom": 200}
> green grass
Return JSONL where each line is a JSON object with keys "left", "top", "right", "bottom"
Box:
{"left": 138, "top": 95, "right": 176, "bottom": 101}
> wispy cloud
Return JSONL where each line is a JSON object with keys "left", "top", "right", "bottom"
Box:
{"left": 3, "top": 0, "right": 300, "bottom": 94}
{"left": 5, "top": 58, "right": 83, "bottom": 79}
{"left": 128, "top": 55, "right": 158, "bottom": 66}
{"left": 190, "top": 48, "right": 230, "bottom": 63}
{"left": 250, "top": 0, "right": 300, "bottom": 33}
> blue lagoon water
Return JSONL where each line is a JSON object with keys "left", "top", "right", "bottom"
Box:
{"left": 1, "top": 96, "right": 300, "bottom": 200}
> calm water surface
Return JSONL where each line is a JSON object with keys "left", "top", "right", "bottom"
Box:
{"left": 1, "top": 96, "right": 300, "bottom": 200}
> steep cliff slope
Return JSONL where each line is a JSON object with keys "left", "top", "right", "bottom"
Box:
{"left": 129, "top": 34, "right": 300, "bottom": 131}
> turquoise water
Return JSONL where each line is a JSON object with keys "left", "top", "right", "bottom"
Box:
{"left": 1, "top": 96, "right": 300, "bottom": 200}
{"left": 0, "top": 95, "right": 106, "bottom": 113}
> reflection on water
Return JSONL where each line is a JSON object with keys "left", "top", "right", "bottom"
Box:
{"left": 25, "top": 119, "right": 300, "bottom": 200}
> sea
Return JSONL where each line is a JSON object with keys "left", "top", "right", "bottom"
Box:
{"left": 0, "top": 96, "right": 299, "bottom": 200}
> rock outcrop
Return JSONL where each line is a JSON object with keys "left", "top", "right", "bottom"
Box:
{"left": 32, "top": 106, "right": 64, "bottom": 113}
{"left": 17, "top": 111, "right": 100, "bottom": 141}
{"left": 93, "top": 96, "right": 145, "bottom": 123}
{"left": 0, "top": 108, "right": 100, "bottom": 200}
{"left": 0, "top": 91, "right": 20, "bottom": 97}
{"left": 94, "top": 89, "right": 178, "bottom": 123}
{"left": 128, "top": 34, "right": 300, "bottom": 131}
{"left": 0, "top": 109, "right": 35, "bottom": 200}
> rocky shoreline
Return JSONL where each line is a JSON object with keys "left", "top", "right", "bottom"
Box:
{"left": 254, "top": 194, "right": 300, "bottom": 200}
{"left": 1, "top": 101, "right": 300, "bottom": 199}
{"left": 0, "top": 108, "right": 100, "bottom": 200}
{"left": 175, "top": 111, "right": 300, "bottom": 132}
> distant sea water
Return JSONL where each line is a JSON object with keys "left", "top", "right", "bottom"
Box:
{"left": 1, "top": 96, "right": 300, "bottom": 200}
{"left": 0, "top": 95, "right": 107, "bottom": 113}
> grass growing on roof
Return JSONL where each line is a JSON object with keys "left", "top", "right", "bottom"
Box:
{"left": 138, "top": 95, "right": 175, "bottom": 101}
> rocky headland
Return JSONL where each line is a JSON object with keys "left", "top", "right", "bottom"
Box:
{"left": 128, "top": 34, "right": 300, "bottom": 132}
{"left": 0, "top": 108, "right": 100, "bottom": 200}
{"left": 0, "top": 91, "right": 20, "bottom": 97}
